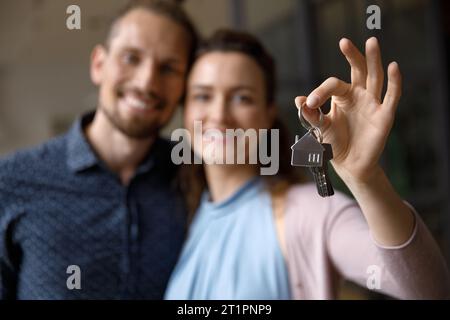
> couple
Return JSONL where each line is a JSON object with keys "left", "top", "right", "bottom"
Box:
{"left": 0, "top": 0, "right": 449, "bottom": 300}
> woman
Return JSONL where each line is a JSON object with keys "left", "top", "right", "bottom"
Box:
{"left": 165, "top": 29, "right": 450, "bottom": 299}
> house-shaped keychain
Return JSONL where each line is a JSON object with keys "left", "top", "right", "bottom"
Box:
{"left": 291, "top": 132, "right": 332, "bottom": 167}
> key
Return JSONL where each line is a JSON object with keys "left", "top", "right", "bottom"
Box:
{"left": 309, "top": 158, "right": 334, "bottom": 197}
{"left": 291, "top": 131, "right": 335, "bottom": 197}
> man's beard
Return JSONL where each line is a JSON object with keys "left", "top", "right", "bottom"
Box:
{"left": 99, "top": 101, "right": 166, "bottom": 140}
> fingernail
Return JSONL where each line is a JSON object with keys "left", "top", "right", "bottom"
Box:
{"left": 306, "top": 95, "right": 319, "bottom": 108}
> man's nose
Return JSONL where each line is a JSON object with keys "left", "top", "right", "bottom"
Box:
{"left": 133, "top": 61, "right": 160, "bottom": 93}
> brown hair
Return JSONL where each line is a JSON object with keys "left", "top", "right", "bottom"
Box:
{"left": 179, "top": 29, "right": 305, "bottom": 218}
{"left": 106, "top": 0, "right": 199, "bottom": 68}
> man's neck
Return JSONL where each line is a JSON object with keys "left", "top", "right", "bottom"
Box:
{"left": 85, "top": 111, "right": 156, "bottom": 186}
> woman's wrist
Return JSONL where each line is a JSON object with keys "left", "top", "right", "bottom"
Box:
{"left": 337, "top": 164, "right": 385, "bottom": 193}
{"left": 341, "top": 164, "right": 415, "bottom": 246}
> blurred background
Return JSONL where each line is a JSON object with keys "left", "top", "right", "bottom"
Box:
{"left": 0, "top": 0, "right": 449, "bottom": 299}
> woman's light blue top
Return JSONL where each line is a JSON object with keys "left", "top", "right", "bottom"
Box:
{"left": 164, "top": 177, "right": 291, "bottom": 300}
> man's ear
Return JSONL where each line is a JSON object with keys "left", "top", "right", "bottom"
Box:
{"left": 90, "top": 45, "right": 107, "bottom": 86}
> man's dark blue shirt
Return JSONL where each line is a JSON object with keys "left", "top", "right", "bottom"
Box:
{"left": 0, "top": 112, "right": 187, "bottom": 299}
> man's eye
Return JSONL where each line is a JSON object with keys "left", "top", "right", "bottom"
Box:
{"left": 123, "top": 53, "right": 140, "bottom": 65}
{"left": 161, "top": 64, "right": 177, "bottom": 75}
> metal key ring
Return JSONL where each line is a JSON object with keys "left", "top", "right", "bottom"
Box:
{"left": 309, "top": 127, "right": 323, "bottom": 143}
{"left": 298, "top": 101, "right": 324, "bottom": 131}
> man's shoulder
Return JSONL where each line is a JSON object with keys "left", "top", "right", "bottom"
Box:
{"left": 158, "top": 136, "right": 177, "bottom": 151}
{"left": 154, "top": 136, "right": 178, "bottom": 166}
{"left": 0, "top": 134, "right": 68, "bottom": 181}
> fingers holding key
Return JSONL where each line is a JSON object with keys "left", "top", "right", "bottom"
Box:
{"left": 294, "top": 39, "right": 401, "bottom": 142}
{"left": 305, "top": 77, "right": 351, "bottom": 110}
{"left": 295, "top": 96, "right": 330, "bottom": 131}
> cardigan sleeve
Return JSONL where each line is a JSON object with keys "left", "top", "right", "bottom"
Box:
{"left": 325, "top": 193, "right": 450, "bottom": 299}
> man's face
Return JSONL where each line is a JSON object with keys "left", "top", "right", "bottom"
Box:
{"left": 90, "top": 9, "right": 190, "bottom": 139}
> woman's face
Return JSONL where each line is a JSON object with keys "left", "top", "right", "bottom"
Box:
{"left": 184, "top": 52, "right": 274, "bottom": 164}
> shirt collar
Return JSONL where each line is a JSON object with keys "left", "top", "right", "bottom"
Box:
{"left": 66, "top": 111, "right": 165, "bottom": 175}
{"left": 66, "top": 111, "right": 100, "bottom": 172}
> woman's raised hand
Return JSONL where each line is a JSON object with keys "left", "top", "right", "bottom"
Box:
{"left": 295, "top": 37, "right": 402, "bottom": 185}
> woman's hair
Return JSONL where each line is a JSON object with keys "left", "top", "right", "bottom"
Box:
{"left": 196, "top": 30, "right": 277, "bottom": 104}
{"left": 106, "top": 0, "right": 199, "bottom": 68}
{"left": 180, "top": 29, "right": 305, "bottom": 218}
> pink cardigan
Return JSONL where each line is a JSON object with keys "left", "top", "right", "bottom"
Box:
{"left": 283, "top": 183, "right": 450, "bottom": 299}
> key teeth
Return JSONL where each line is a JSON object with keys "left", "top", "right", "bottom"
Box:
{"left": 310, "top": 165, "right": 335, "bottom": 198}
{"left": 316, "top": 184, "right": 334, "bottom": 197}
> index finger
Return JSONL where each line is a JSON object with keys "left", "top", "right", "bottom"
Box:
{"left": 306, "top": 77, "right": 351, "bottom": 109}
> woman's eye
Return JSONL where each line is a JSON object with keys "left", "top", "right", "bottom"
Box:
{"left": 123, "top": 53, "right": 140, "bottom": 65}
{"left": 232, "top": 95, "right": 253, "bottom": 104}
{"left": 192, "top": 93, "right": 210, "bottom": 102}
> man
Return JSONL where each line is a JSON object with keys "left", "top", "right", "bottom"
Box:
{"left": 0, "top": 0, "right": 198, "bottom": 299}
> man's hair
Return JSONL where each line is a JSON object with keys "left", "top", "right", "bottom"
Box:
{"left": 106, "top": 0, "right": 199, "bottom": 67}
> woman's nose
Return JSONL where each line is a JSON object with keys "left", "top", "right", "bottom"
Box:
{"left": 207, "top": 96, "right": 228, "bottom": 123}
